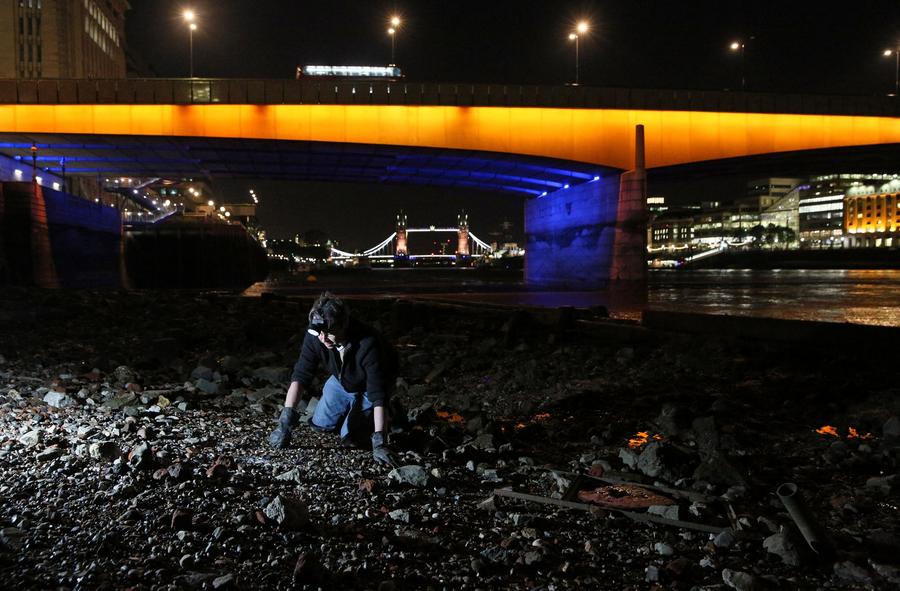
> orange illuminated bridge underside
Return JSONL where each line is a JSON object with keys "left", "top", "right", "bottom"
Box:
{"left": 2, "top": 104, "right": 900, "bottom": 170}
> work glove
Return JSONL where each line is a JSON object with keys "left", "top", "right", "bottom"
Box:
{"left": 371, "top": 431, "right": 400, "bottom": 467}
{"left": 268, "top": 407, "right": 298, "bottom": 449}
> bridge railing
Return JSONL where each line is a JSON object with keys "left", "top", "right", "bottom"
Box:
{"left": 0, "top": 78, "right": 897, "bottom": 117}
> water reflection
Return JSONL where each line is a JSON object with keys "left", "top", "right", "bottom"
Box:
{"left": 246, "top": 269, "right": 900, "bottom": 327}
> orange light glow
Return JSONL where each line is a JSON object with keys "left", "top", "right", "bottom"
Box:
{"left": 435, "top": 410, "right": 465, "bottom": 424}
{"left": 2, "top": 105, "right": 900, "bottom": 170}
{"left": 816, "top": 425, "right": 840, "bottom": 437}
{"left": 532, "top": 412, "right": 551, "bottom": 422}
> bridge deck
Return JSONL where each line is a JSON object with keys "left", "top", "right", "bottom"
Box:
{"left": 1, "top": 78, "right": 897, "bottom": 118}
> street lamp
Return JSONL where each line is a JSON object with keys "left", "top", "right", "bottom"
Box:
{"left": 568, "top": 20, "right": 590, "bottom": 85}
{"left": 183, "top": 10, "right": 197, "bottom": 78}
{"left": 884, "top": 46, "right": 900, "bottom": 96}
{"left": 387, "top": 15, "right": 401, "bottom": 65}
{"left": 729, "top": 39, "right": 748, "bottom": 91}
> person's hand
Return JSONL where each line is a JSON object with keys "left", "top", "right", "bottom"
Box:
{"left": 268, "top": 407, "right": 298, "bottom": 449}
{"left": 371, "top": 431, "right": 399, "bottom": 467}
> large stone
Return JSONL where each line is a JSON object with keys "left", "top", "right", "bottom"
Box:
{"left": 190, "top": 366, "right": 215, "bottom": 381}
{"left": 89, "top": 441, "right": 119, "bottom": 460}
{"left": 722, "top": 569, "right": 758, "bottom": 591}
{"left": 264, "top": 495, "right": 309, "bottom": 530}
{"left": 18, "top": 429, "right": 41, "bottom": 448}
{"left": 388, "top": 465, "right": 430, "bottom": 487}
{"left": 195, "top": 378, "right": 219, "bottom": 395}
{"left": 832, "top": 561, "right": 872, "bottom": 584}
{"left": 43, "top": 391, "right": 75, "bottom": 408}
{"left": 275, "top": 468, "right": 303, "bottom": 483}
{"left": 883, "top": 416, "right": 900, "bottom": 440}
{"left": 763, "top": 531, "right": 802, "bottom": 566}
{"left": 113, "top": 366, "right": 138, "bottom": 384}
{"left": 101, "top": 392, "right": 137, "bottom": 410}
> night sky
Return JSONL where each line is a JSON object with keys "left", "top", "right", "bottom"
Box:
{"left": 125, "top": 1, "right": 900, "bottom": 245}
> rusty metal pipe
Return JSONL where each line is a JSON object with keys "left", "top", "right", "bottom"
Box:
{"left": 776, "top": 482, "right": 832, "bottom": 556}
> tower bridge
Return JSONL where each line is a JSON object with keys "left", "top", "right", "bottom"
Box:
{"left": 329, "top": 212, "right": 493, "bottom": 262}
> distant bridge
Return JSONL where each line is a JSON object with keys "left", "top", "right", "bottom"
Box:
{"left": 329, "top": 213, "right": 493, "bottom": 261}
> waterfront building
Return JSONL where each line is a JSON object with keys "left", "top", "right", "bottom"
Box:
{"left": 798, "top": 174, "right": 900, "bottom": 248}
{"left": 844, "top": 192, "right": 899, "bottom": 248}
{"left": 0, "top": 0, "right": 128, "bottom": 80}
{"left": 648, "top": 209, "right": 695, "bottom": 249}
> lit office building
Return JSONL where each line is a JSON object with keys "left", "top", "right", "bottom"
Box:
{"left": 844, "top": 192, "right": 899, "bottom": 247}
{"left": 798, "top": 174, "right": 900, "bottom": 247}
{"left": 0, "top": 0, "right": 128, "bottom": 80}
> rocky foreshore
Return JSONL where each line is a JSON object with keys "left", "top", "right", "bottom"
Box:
{"left": 1, "top": 288, "right": 899, "bottom": 590}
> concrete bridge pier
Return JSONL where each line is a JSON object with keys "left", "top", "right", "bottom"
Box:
{"left": 524, "top": 125, "right": 648, "bottom": 290}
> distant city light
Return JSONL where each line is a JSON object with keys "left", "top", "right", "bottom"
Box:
{"left": 301, "top": 65, "right": 402, "bottom": 78}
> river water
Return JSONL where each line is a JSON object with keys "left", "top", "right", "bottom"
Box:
{"left": 245, "top": 269, "right": 900, "bottom": 328}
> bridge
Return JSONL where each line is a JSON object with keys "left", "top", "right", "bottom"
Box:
{"left": 328, "top": 212, "right": 493, "bottom": 263}
{"left": 2, "top": 78, "right": 899, "bottom": 286}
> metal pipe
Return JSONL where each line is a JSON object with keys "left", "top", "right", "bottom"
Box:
{"left": 776, "top": 482, "right": 832, "bottom": 557}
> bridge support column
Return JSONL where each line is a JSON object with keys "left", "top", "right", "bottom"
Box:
{"left": 610, "top": 124, "right": 648, "bottom": 283}
{"left": 523, "top": 125, "right": 648, "bottom": 289}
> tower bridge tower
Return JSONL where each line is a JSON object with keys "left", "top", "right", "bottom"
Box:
{"left": 457, "top": 211, "right": 470, "bottom": 257}
{"left": 396, "top": 211, "right": 408, "bottom": 256}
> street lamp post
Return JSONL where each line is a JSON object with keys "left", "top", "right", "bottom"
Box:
{"left": 568, "top": 20, "right": 589, "bottom": 85}
{"left": 730, "top": 40, "right": 746, "bottom": 90}
{"left": 184, "top": 10, "right": 197, "bottom": 78}
{"left": 387, "top": 15, "right": 401, "bottom": 65}
{"left": 884, "top": 47, "right": 900, "bottom": 95}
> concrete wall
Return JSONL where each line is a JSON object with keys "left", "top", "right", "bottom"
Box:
{"left": 0, "top": 181, "right": 122, "bottom": 287}
{"left": 524, "top": 175, "right": 621, "bottom": 287}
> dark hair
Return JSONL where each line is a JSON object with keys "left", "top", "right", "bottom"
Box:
{"left": 308, "top": 291, "right": 349, "bottom": 332}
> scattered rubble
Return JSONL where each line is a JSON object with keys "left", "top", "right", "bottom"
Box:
{"left": 0, "top": 288, "right": 898, "bottom": 588}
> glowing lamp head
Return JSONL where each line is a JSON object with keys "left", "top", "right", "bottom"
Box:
{"left": 730, "top": 41, "right": 741, "bottom": 51}
{"left": 885, "top": 49, "right": 894, "bottom": 57}
{"left": 388, "top": 27, "right": 396, "bottom": 35}
{"left": 569, "top": 33, "right": 577, "bottom": 40}
{"left": 390, "top": 15, "right": 401, "bottom": 27}
{"left": 576, "top": 21, "right": 589, "bottom": 34}
{"left": 183, "top": 10, "right": 194, "bottom": 22}
{"left": 189, "top": 23, "right": 197, "bottom": 31}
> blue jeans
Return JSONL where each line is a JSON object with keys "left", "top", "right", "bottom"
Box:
{"left": 310, "top": 376, "right": 375, "bottom": 447}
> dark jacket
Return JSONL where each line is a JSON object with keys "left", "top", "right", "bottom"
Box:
{"left": 290, "top": 318, "right": 394, "bottom": 407}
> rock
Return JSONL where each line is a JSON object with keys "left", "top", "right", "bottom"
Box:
{"left": 647, "top": 504, "right": 679, "bottom": 520}
{"left": 43, "top": 390, "right": 75, "bottom": 408}
{"left": 470, "top": 433, "right": 495, "bottom": 450}
{"left": 264, "top": 495, "right": 309, "bottom": 530}
{"left": 549, "top": 470, "right": 571, "bottom": 492}
{"left": 0, "top": 527, "right": 26, "bottom": 550}
{"left": 722, "top": 568, "right": 758, "bottom": 590}
{"left": 113, "top": 366, "right": 138, "bottom": 384}
{"left": 714, "top": 529, "right": 737, "bottom": 549}
{"left": 212, "top": 574, "right": 235, "bottom": 589}
{"left": 35, "top": 448, "right": 61, "bottom": 462}
{"left": 18, "top": 429, "right": 41, "bottom": 448}
{"left": 645, "top": 565, "right": 660, "bottom": 582}
{"left": 870, "top": 561, "right": 900, "bottom": 585}
{"left": 388, "top": 465, "right": 430, "bottom": 487}
{"left": 882, "top": 416, "right": 900, "bottom": 440}
{"left": 275, "top": 468, "right": 303, "bottom": 483}
{"left": 171, "top": 508, "right": 193, "bottom": 530}
{"left": 477, "top": 496, "right": 498, "bottom": 512}
{"left": 618, "top": 447, "right": 640, "bottom": 469}
{"left": 127, "top": 442, "right": 154, "bottom": 470}
{"left": 389, "top": 509, "right": 410, "bottom": 523}
{"left": 865, "top": 474, "right": 897, "bottom": 496}
{"left": 190, "top": 366, "right": 214, "bottom": 381}
{"left": 654, "top": 542, "right": 675, "bottom": 556}
{"left": 220, "top": 356, "right": 243, "bottom": 374}
{"left": 195, "top": 378, "right": 219, "bottom": 395}
{"left": 292, "top": 552, "right": 322, "bottom": 586}
{"left": 88, "top": 441, "right": 119, "bottom": 460}
{"left": 763, "top": 531, "right": 801, "bottom": 566}
{"left": 833, "top": 561, "right": 872, "bottom": 584}
{"left": 101, "top": 392, "right": 136, "bottom": 410}
{"left": 253, "top": 366, "right": 289, "bottom": 384}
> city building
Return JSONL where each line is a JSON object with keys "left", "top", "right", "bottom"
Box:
{"left": 844, "top": 192, "right": 899, "bottom": 247}
{"left": 798, "top": 174, "right": 900, "bottom": 248}
{"left": 0, "top": 0, "right": 128, "bottom": 80}
{"left": 649, "top": 209, "right": 695, "bottom": 249}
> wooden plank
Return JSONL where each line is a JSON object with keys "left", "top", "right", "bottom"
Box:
{"left": 493, "top": 488, "right": 727, "bottom": 534}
